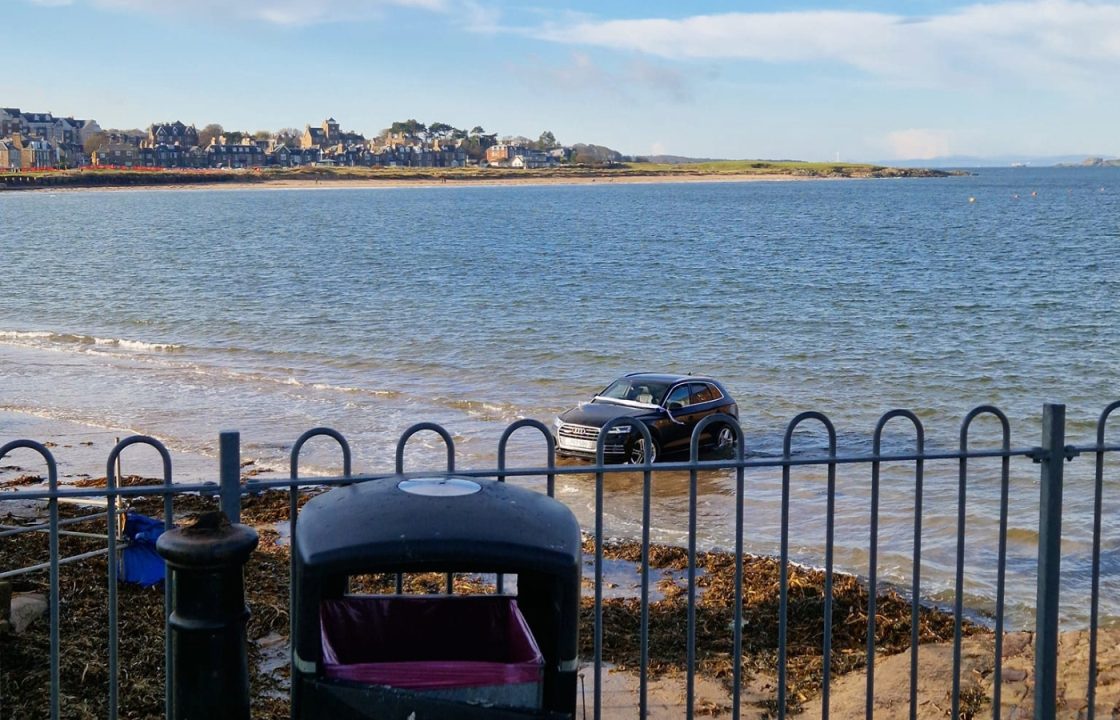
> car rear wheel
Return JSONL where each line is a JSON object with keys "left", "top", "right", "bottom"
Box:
{"left": 626, "top": 436, "right": 658, "bottom": 465}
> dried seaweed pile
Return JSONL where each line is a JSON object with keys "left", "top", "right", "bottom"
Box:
{"left": 582, "top": 539, "right": 984, "bottom": 713}
{"left": 1, "top": 486, "right": 978, "bottom": 718}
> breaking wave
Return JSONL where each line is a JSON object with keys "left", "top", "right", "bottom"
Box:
{"left": 0, "top": 329, "right": 184, "bottom": 353}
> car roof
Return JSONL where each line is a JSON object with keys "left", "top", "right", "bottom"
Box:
{"left": 622, "top": 372, "right": 722, "bottom": 386}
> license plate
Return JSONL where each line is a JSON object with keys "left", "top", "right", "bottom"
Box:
{"left": 560, "top": 437, "right": 597, "bottom": 452}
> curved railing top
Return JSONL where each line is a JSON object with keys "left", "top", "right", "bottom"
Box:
{"left": 873, "top": 408, "right": 926, "bottom": 454}
{"left": 783, "top": 410, "right": 837, "bottom": 457}
{"left": 0, "top": 439, "right": 58, "bottom": 491}
{"left": 960, "top": 404, "right": 1011, "bottom": 451}
{"left": 596, "top": 416, "right": 653, "bottom": 467}
{"left": 290, "top": 427, "right": 352, "bottom": 480}
{"left": 690, "top": 412, "right": 744, "bottom": 462}
{"left": 106, "top": 435, "right": 172, "bottom": 489}
{"left": 497, "top": 418, "right": 555, "bottom": 471}
{"left": 396, "top": 422, "right": 455, "bottom": 474}
{"left": 1098, "top": 400, "right": 1120, "bottom": 446}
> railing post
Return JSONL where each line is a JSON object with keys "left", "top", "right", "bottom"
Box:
{"left": 1035, "top": 403, "right": 1065, "bottom": 718}
{"left": 157, "top": 511, "right": 258, "bottom": 720}
{"left": 219, "top": 431, "right": 241, "bottom": 523}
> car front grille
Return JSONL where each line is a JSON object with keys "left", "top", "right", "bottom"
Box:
{"left": 558, "top": 424, "right": 599, "bottom": 441}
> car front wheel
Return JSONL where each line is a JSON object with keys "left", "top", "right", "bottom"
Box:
{"left": 715, "top": 425, "right": 737, "bottom": 452}
{"left": 626, "top": 436, "right": 659, "bottom": 465}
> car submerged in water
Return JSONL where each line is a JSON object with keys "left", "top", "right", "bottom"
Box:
{"left": 552, "top": 373, "right": 740, "bottom": 464}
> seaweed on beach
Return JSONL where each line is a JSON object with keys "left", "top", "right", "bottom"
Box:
{"left": 1, "top": 488, "right": 977, "bottom": 719}
{"left": 580, "top": 538, "right": 984, "bottom": 714}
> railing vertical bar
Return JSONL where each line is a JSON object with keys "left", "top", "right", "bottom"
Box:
{"left": 496, "top": 419, "right": 557, "bottom": 594}
{"left": 640, "top": 463, "right": 652, "bottom": 720}
{"left": 100, "top": 436, "right": 173, "bottom": 720}
{"left": 591, "top": 418, "right": 642, "bottom": 720}
{"left": 732, "top": 451, "right": 745, "bottom": 720}
{"left": 594, "top": 463, "right": 604, "bottom": 720}
{"left": 909, "top": 455, "right": 924, "bottom": 720}
{"left": 1035, "top": 403, "right": 1065, "bottom": 718}
{"left": 993, "top": 438, "right": 1011, "bottom": 719}
{"left": 866, "top": 453, "right": 880, "bottom": 720}
{"left": 49, "top": 459, "right": 60, "bottom": 720}
{"left": 288, "top": 427, "right": 352, "bottom": 633}
{"left": 16, "top": 442, "right": 64, "bottom": 720}
{"left": 822, "top": 452, "right": 835, "bottom": 720}
{"left": 687, "top": 461, "right": 698, "bottom": 720}
{"left": 1087, "top": 437, "right": 1103, "bottom": 720}
{"left": 952, "top": 430, "right": 969, "bottom": 718}
{"left": 219, "top": 431, "right": 241, "bottom": 523}
{"left": 162, "top": 452, "right": 174, "bottom": 720}
{"left": 1087, "top": 403, "right": 1120, "bottom": 719}
{"left": 107, "top": 454, "right": 119, "bottom": 720}
{"left": 778, "top": 454, "right": 791, "bottom": 720}
{"left": 0, "top": 445, "right": 60, "bottom": 714}
{"left": 777, "top": 412, "right": 830, "bottom": 719}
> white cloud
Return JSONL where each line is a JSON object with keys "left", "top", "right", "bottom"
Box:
{"left": 526, "top": 1, "right": 1120, "bottom": 92}
{"left": 515, "top": 52, "right": 697, "bottom": 103}
{"left": 885, "top": 129, "right": 954, "bottom": 159}
{"left": 38, "top": 0, "right": 445, "bottom": 25}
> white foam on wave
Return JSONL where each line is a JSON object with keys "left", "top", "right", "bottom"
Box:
{"left": 0, "top": 329, "right": 183, "bottom": 353}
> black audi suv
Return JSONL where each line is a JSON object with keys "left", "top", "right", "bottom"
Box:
{"left": 552, "top": 372, "right": 739, "bottom": 464}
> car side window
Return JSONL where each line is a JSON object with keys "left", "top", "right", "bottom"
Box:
{"left": 665, "top": 384, "right": 691, "bottom": 408}
{"left": 690, "top": 383, "right": 716, "bottom": 404}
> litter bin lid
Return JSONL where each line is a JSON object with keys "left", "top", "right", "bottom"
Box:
{"left": 295, "top": 475, "right": 581, "bottom": 577}
{"left": 397, "top": 477, "right": 481, "bottom": 496}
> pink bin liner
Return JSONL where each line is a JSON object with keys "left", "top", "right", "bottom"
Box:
{"left": 320, "top": 595, "right": 544, "bottom": 690}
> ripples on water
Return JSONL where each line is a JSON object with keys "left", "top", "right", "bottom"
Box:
{"left": 2, "top": 169, "right": 1119, "bottom": 628}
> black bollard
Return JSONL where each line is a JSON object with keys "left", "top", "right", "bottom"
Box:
{"left": 157, "top": 511, "right": 259, "bottom": 720}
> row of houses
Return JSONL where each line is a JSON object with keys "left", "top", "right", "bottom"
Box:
{"left": 86, "top": 136, "right": 472, "bottom": 170}
{"left": 1, "top": 108, "right": 572, "bottom": 171}
{"left": 0, "top": 108, "right": 101, "bottom": 146}
{"left": 484, "top": 143, "right": 567, "bottom": 168}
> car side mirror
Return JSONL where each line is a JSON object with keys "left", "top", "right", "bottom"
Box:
{"left": 668, "top": 401, "right": 684, "bottom": 411}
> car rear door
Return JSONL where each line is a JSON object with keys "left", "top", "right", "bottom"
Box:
{"left": 688, "top": 383, "right": 723, "bottom": 445}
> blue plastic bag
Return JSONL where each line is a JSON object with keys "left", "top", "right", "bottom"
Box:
{"left": 119, "top": 512, "right": 169, "bottom": 586}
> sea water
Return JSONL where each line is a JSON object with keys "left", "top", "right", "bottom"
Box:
{"left": 1, "top": 168, "right": 1118, "bottom": 627}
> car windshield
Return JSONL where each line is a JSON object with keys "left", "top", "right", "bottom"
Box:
{"left": 597, "top": 378, "right": 672, "bottom": 405}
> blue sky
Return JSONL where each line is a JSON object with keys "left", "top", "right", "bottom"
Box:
{"left": 6, "top": 0, "right": 1120, "bottom": 161}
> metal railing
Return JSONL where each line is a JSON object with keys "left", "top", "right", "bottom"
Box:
{"left": 2, "top": 401, "right": 1119, "bottom": 719}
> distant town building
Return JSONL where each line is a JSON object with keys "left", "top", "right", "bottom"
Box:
{"left": 0, "top": 137, "right": 20, "bottom": 170}
{"left": 0, "top": 133, "right": 59, "bottom": 169}
{"left": 145, "top": 121, "right": 199, "bottom": 148}
{"left": 92, "top": 142, "right": 141, "bottom": 168}
{"left": 139, "top": 143, "right": 192, "bottom": 168}
{"left": 301, "top": 117, "right": 364, "bottom": 149}
{"left": 205, "top": 138, "right": 265, "bottom": 168}
{"left": 0, "top": 108, "right": 22, "bottom": 137}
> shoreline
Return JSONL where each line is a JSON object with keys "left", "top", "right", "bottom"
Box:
{"left": 4, "top": 172, "right": 825, "bottom": 194}
{"left": 0, "top": 164, "right": 959, "bottom": 194}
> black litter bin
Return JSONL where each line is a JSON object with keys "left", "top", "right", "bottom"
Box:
{"left": 291, "top": 476, "right": 581, "bottom": 720}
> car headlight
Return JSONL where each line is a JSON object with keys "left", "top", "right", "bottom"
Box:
{"left": 553, "top": 416, "right": 564, "bottom": 429}
{"left": 606, "top": 424, "right": 632, "bottom": 434}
